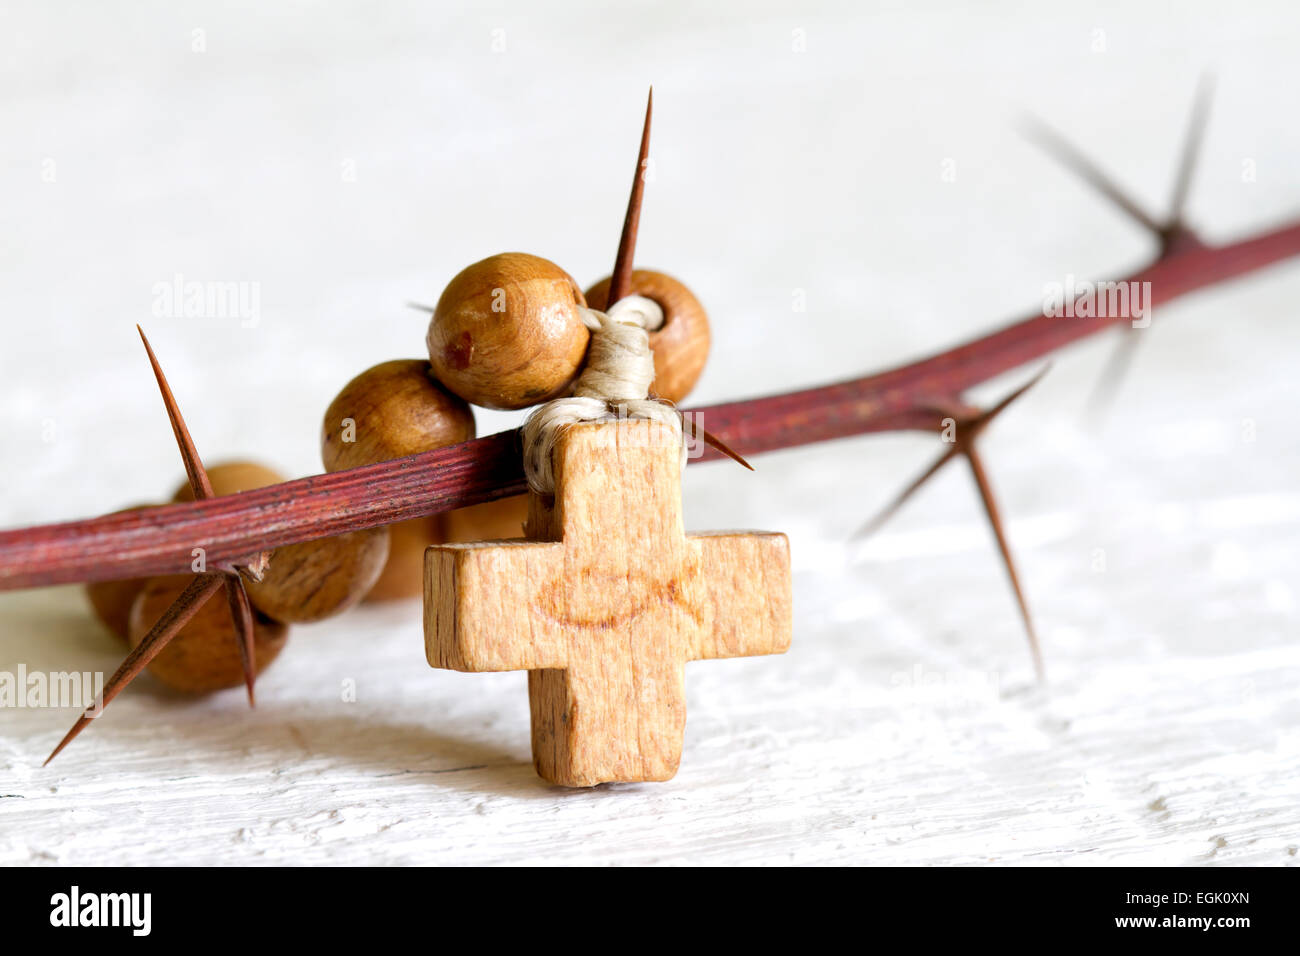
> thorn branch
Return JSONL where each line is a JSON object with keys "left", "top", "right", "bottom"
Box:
{"left": 857, "top": 369, "right": 1049, "bottom": 678}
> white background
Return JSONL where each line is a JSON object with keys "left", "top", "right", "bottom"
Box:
{"left": 1, "top": 1, "right": 1297, "bottom": 864}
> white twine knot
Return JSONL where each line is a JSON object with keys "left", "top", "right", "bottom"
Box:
{"left": 522, "top": 294, "right": 686, "bottom": 495}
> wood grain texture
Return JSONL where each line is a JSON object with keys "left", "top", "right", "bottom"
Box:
{"left": 320, "top": 360, "right": 475, "bottom": 474}
{"left": 427, "top": 254, "right": 591, "bottom": 410}
{"left": 84, "top": 506, "right": 157, "bottom": 641}
{"left": 425, "top": 421, "right": 791, "bottom": 786}
{"left": 322, "top": 360, "right": 475, "bottom": 601}
{"left": 245, "top": 528, "right": 390, "bottom": 623}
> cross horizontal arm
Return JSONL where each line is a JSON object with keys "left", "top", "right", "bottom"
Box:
{"left": 425, "top": 540, "right": 569, "bottom": 673}
{"left": 687, "top": 532, "right": 792, "bottom": 661}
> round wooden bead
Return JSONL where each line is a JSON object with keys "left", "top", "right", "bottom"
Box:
{"left": 86, "top": 576, "right": 148, "bottom": 643}
{"left": 84, "top": 504, "right": 155, "bottom": 642}
{"left": 321, "top": 359, "right": 475, "bottom": 472}
{"left": 129, "top": 575, "right": 289, "bottom": 693}
{"left": 322, "top": 360, "right": 475, "bottom": 602}
{"left": 245, "top": 528, "right": 390, "bottom": 624}
{"left": 172, "top": 461, "right": 285, "bottom": 502}
{"left": 363, "top": 515, "right": 441, "bottom": 602}
{"left": 426, "top": 253, "right": 590, "bottom": 410}
{"left": 584, "top": 269, "right": 711, "bottom": 404}
{"left": 439, "top": 494, "right": 530, "bottom": 543}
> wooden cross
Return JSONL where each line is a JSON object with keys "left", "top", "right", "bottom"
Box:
{"left": 424, "top": 419, "right": 792, "bottom": 787}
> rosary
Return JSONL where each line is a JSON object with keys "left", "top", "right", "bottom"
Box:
{"left": 10, "top": 81, "right": 1300, "bottom": 786}
{"left": 66, "top": 91, "right": 791, "bottom": 787}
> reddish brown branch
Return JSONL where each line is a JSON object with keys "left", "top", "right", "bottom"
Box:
{"left": 3, "top": 219, "right": 1299, "bottom": 592}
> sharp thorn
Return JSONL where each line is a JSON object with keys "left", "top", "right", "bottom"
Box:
{"left": 683, "top": 416, "right": 753, "bottom": 471}
{"left": 137, "top": 326, "right": 214, "bottom": 501}
{"left": 607, "top": 87, "right": 653, "bottom": 306}
{"left": 963, "top": 448, "right": 1045, "bottom": 683}
{"left": 130, "top": 330, "right": 268, "bottom": 721}
{"left": 856, "top": 372, "right": 1049, "bottom": 679}
{"left": 223, "top": 577, "right": 258, "bottom": 708}
{"left": 854, "top": 443, "right": 962, "bottom": 539}
{"left": 979, "top": 365, "right": 1051, "bottom": 428}
{"left": 44, "top": 574, "right": 223, "bottom": 765}
{"left": 857, "top": 371, "right": 1047, "bottom": 540}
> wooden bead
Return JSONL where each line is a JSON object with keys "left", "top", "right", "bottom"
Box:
{"left": 363, "top": 515, "right": 441, "bottom": 602}
{"left": 129, "top": 575, "right": 289, "bottom": 693}
{"left": 427, "top": 253, "right": 590, "bottom": 410}
{"left": 367, "top": 497, "right": 531, "bottom": 601}
{"left": 321, "top": 359, "right": 475, "bottom": 472}
{"left": 245, "top": 528, "right": 390, "bottom": 623}
{"left": 321, "top": 360, "right": 474, "bottom": 601}
{"left": 172, "top": 461, "right": 284, "bottom": 502}
{"left": 585, "top": 269, "right": 711, "bottom": 404}
{"left": 84, "top": 504, "right": 155, "bottom": 642}
{"left": 86, "top": 577, "right": 147, "bottom": 643}
{"left": 439, "top": 494, "right": 530, "bottom": 543}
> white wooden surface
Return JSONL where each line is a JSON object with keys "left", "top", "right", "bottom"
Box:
{"left": 2, "top": 1, "right": 1298, "bottom": 865}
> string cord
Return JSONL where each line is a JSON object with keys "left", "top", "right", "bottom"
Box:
{"left": 522, "top": 295, "right": 685, "bottom": 494}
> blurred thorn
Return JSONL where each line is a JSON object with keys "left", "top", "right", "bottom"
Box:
{"left": 1019, "top": 115, "right": 1164, "bottom": 239}
{"left": 1085, "top": 330, "right": 1142, "bottom": 427}
{"left": 1166, "top": 72, "right": 1216, "bottom": 232}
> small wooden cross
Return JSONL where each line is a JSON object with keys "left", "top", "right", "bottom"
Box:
{"left": 424, "top": 419, "right": 792, "bottom": 787}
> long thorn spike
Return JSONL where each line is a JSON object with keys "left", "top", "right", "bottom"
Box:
{"left": 858, "top": 369, "right": 1049, "bottom": 676}
{"left": 1085, "top": 333, "right": 1142, "bottom": 425}
{"left": 223, "top": 577, "right": 258, "bottom": 707}
{"left": 1019, "top": 116, "right": 1164, "bottom": 238}
{"left": 687, "top": 418, "right": 754, "bottom": 471}
{"left": 44, "top": 574, "right": 223, "bottom": 765}
{"left": 963, "top": 449, "right": 1045, "bottom": 682}
{"left": 1167, "top": 73, "right": 1215, "bottom": 228}
{"left": 607, "top": 87, "right": 653, "bottom": 305}
{"left": 982, "top": 365, "right": 1052, "bottom": 425}
{"left": 855, "top": 444, "right": 961, "bottom": 539}
{"left": 137, "top": 326, "right": 215, "bottom": 501}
